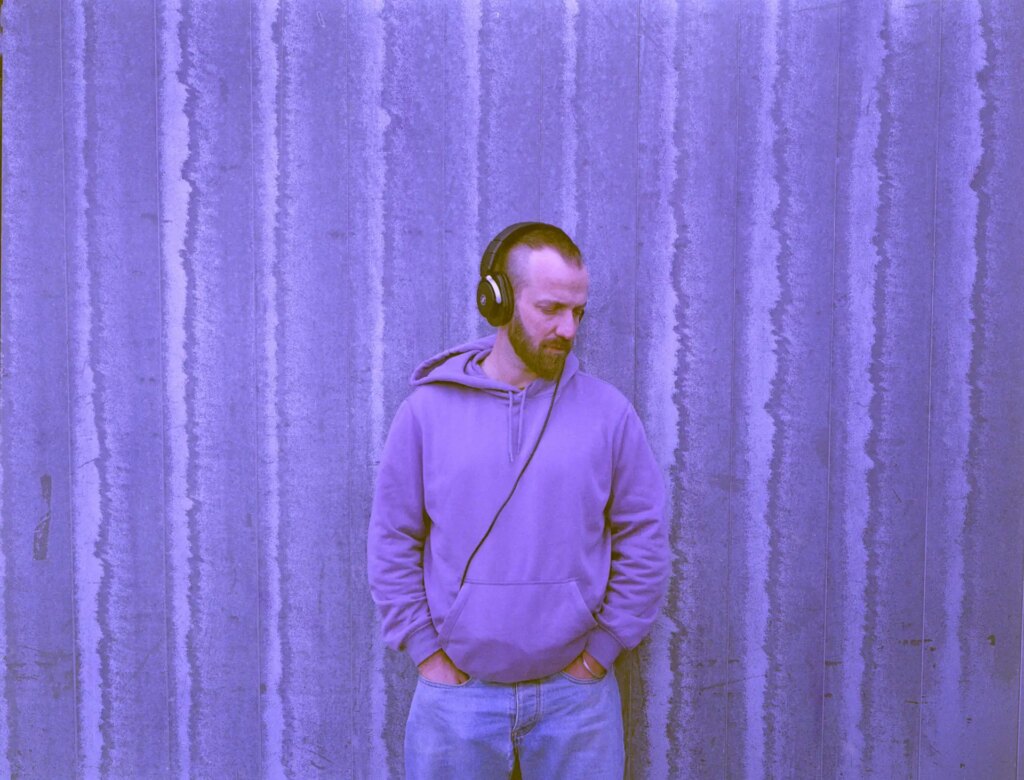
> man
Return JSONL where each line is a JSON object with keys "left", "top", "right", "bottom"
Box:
{"left": 367, "top": 223, "right": 668, "bottom": 778}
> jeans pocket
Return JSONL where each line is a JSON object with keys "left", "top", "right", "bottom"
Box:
{"left": 417, "top": 674, "right": 474, "bottom": 690}
{"left": 558, "top": 670, "right": 604, "bottom": 685}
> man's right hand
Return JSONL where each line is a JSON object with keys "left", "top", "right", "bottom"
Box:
{"left": 417, "top": 650, "right": 469, "bottom": 685}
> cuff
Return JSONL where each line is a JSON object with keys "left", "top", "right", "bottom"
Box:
{"left": 404, "top": 621, "right": 442, "bottom": 666}
{"left": 584, "top": 627, "right": 625, "bottom": 671}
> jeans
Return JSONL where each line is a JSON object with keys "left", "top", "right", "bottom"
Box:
{"left": 404, "top": 668, "right": 624, "bottom": 779}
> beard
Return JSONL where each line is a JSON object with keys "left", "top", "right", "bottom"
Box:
{"left": 507, "top": 308, "right": 572, "bottom": 381}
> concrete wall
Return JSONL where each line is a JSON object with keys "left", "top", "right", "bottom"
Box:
{"left": 2, "top": 0, "right": 1022, "bottom": 776}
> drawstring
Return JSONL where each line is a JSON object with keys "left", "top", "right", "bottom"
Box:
{"left": 506, "top": 392, "right": 514, "bottom": 463}
{"left": 505, "top": 389, "right": 530, "bottom": 462}
{"left": 517, "top": 392, "right": 526, "bottom": 461}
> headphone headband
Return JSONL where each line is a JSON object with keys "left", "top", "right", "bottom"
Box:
{"left": 479, "top": 222, "right": 553, "bottom": 277}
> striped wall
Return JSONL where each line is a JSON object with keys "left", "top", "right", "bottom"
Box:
{"left": 2, "top": 0, "right": 1022, "bottom": 777}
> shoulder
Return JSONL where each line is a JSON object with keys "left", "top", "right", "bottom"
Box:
{"left": 565, "top": 370, "right": 634, "bottom": 420}
{"left": 403, "top": 382, "right": 465, "bottom": 412}
{"left": 396, "top": 383, "right": 478, "bottom": 433}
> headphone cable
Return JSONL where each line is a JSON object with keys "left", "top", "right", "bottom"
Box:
{"left": 458, "top": 364, "right": 564, "bottom": 589}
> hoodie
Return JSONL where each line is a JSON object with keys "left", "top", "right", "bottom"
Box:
{"left": 367, "top": 334, "right": 668, "bottom": 683}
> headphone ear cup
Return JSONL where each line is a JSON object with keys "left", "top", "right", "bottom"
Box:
{"left": 477, "top": 273, "right": 514, "bottom": 327}
{"left": 478, "top": 221, "right": 542, "bottom": 326}
{"left": 493, "top": 273, "right": 514, "bottom": 326}
{"left": 477, "top": 276, "right": 500, "bottom": 326}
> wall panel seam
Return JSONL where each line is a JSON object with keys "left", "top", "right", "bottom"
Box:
{"left": 915, "top": 1, "right": 945, "bottom": 776}
{"left": 151, "top": 0, "right": 175, "bottom": 775}
{"left": 57, "top": 0, "right": 83, "bottom": 773}
{"left": 819, "top": 2, "right": 844, "bottom": 776}
{"left": 245, "top": 1, "right": 263, "bottom": 777}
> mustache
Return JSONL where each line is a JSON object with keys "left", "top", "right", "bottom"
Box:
{"left": 543, "top": 338, "right": 573, "bottom": 351}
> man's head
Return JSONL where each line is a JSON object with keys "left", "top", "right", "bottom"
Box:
{"left": 495, "top": 224, "right": 583, "bottom": 294}
{"left": 500, "top": 229, "right": 589, "bottom": 381}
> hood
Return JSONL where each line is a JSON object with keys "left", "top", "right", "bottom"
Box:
{"left": 410, "top": 334, "right": 579, "bottom": 397}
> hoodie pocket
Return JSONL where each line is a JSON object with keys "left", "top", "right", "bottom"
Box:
{"left": 439, "top": 579, "right": 598, "bottom": 683}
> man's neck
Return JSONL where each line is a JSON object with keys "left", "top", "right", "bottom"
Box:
{"left": 481, "top": 331, "right": 537, "bottom": 390}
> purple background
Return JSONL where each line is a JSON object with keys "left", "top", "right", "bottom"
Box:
{"left": 2, "top": 0, "right": 1023, "bottom": 777}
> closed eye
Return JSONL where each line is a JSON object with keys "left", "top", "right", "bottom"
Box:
{"left": 539, "top": 303, "right": 586, "bottom": 317}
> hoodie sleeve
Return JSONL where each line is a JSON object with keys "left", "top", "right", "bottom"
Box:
{"left": 585, "top": 403, "right": 670, "bottom": 671}
{"left": 366, "top": 398, "right": 441, "bottom": 666}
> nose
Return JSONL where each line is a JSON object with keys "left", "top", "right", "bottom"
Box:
{"left": 554, "top": 310, "right": 578, "bottom": 341}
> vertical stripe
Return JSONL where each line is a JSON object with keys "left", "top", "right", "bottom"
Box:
{"left": 963, "top": 0, "right": 995, "bottom": 688}
{"left": 251, "top": 0, "right": 283, "bottom": 775}
{"left": 560, "top": 0, "right": 579, "bottom": 239}
{"left": 356, "top": 1, "right": 389, "bottom": 774}
{"left": 464, "top": 0, "right": 483, "bottom": 341}
{"left": 634, "top": 0, "right": 678, "bottom": 775}
{"left": 478, "top": 0, "right": 553, "bottom": 231}
{"left": 736, "top": 3, "right": 781, "bottom": 775}
{"left": 275, "top": 2, "right": 378, "bottom": 772}
{"left": 824, "top": 0, "right": 886, "bottom": 773}
{"left": 841, "top": 3, "right": 883, "bottom": 756}
{"left": 63, "top": 0, "right": 105, "bottom": 773}
{"left": 442, "top": 0, "right": 482, "bottom": 344}
{"left": 665, "top": 2, "right": 743, "bottom": 775}
{"left": 818, "top": 1, "right": 844, "bottom": 772}
{"left": 919, "top": 0, "right": 982, "bottom": 773}
{"left": 952, "top": 0, "right": 1024, "bottom": 771}
{"left": 78, "top": 5, "right": 167, "bottom": 771}
{"left": 366, "top": 5, "right": 387, "bottom": 467}
{"left": 0, "top": 5, "right": 13, "bottom": 756}
{"left": 725, "top": 11, "right": 743, "bottom": 773}
{"left": 573, "top": 1, "right": 639, "bottom": 380}
{"left": 274, "top": 2, "right": 296, "bottom": 767}
{"left": 3, "top": 2, "right": 80, "bottom": 774}
{"left": 861, "top": 3, "right": 939, "bottom": 773}
{"left": 0, "top": 2, "right": 77, "bottom": 773}
{"left": 763, "top": 0, "right": 790, "bottom": 766}
{"left": 156, "top": 0, "right": 193, "bottom": 774}
{"left": 176, "top": 1, "right": 259, "bottom": 771}
{"left": 861, "top": 6, "right": 896, "bottom": 762}
{"left": 764, "top": 2, "right": 839, "bottom": 771}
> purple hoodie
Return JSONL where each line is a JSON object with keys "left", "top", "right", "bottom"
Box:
{"left": 367, "top": 335, "right": 668, "bottom": 683}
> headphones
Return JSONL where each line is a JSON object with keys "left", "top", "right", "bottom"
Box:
{"left": 477, "top": 221, "right": 559, "bottom": 326}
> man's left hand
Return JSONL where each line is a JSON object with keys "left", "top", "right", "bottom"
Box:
{"left": 562, "top": 650, "right": 606, "bottom": 680}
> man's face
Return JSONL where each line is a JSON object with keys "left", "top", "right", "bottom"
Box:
{"left": 507, "top": 245, "right": 589, "bottom": 381}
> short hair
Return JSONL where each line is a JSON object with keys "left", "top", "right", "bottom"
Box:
{"left": 498, "top": 224, "right": 584, "bottom": 292}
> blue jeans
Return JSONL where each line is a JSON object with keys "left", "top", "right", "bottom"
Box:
{"left": 405, "top": 668, "right": 624, "bottom": 779}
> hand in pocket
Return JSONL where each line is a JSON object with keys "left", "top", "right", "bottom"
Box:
{"left": 417, "top": 649, "right": 470, "bottom": 685}
{"left": 561, "top": 650, "right": 605, "bottom": 681}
